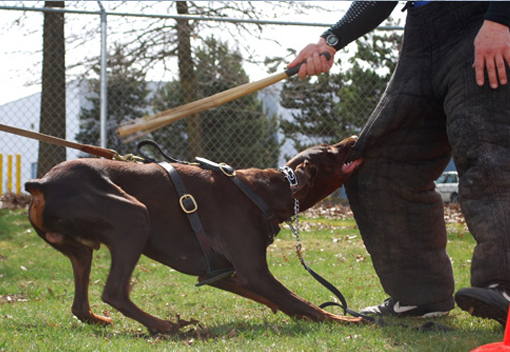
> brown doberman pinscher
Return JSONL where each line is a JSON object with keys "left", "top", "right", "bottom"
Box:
{"left": 25, "top": 136, "right": 363, "bottom": 334}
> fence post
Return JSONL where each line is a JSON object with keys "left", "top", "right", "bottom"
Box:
{"left": 98, "top": 1, "right": 108, "bottom": 149}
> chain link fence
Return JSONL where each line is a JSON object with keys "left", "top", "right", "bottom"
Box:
{"left": 0, "top": 2, "right": 403, "bottom": 197}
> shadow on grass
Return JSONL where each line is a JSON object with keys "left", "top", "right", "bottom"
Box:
{"left": 69, "top": 313, "right": 502, "bottom": 341}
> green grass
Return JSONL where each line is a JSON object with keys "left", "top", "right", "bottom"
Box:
{"left": 0, "top": 208, "right": 504, "bottom": 351}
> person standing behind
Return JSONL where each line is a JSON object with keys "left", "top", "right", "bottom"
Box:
{"left": 288, "top": 1, "right": 510, "bottom": 325}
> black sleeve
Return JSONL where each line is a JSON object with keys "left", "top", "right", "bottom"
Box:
{"left": 321, "top": 1, "right": 398, "bottom": 51}
{"left": 485, "top": 1, "right": 510, "bottom": 28}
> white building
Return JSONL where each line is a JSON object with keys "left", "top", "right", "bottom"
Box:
{"left": 0, "top": 80, "right": 88, "bottom": 194}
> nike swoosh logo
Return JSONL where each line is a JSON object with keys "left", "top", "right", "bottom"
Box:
{"left": 393, "top": 301, "right": 418, "bottom": 313}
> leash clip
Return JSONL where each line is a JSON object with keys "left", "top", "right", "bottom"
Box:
{"left": 112, "top": 152, "right": 146, "bottom": 163}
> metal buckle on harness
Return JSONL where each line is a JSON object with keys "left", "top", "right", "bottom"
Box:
{"left": 219, "top": 163, "right": 236, "bottom": 177}
{"left": 179, "top": 194, "right": 198, "bottom": 214}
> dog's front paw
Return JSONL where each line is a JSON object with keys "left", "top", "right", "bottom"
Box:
{"left": 175, "top": 314, "right": 200, "bottom": 329}
{"left": 148, "top": 321, "right": 180, "bottom": 335}
{"left": 94, "top": 315, "right": 114, "bottom": 326}
{"left": 147, "top": 315, "right": 199, "bottom": 335}
{"left": 74, "top": 312, "right": 113, "bottom": 327}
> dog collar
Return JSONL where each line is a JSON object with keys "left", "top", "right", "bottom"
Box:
{"left": 279, "top": 166, "right": 299, "bottom": 192}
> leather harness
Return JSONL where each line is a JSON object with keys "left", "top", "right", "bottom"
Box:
{"left": 157, "top": 157, "right": 281, "bottom": 287}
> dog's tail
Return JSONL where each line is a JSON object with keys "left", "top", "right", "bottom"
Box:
{"left": 25, "top": 179, "right": 45, "bottom": 194}
{"left": 24, "top": 181, "right": 42, "bottom": 227}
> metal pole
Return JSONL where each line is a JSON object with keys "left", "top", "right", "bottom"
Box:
{"left": 0, "top": 6, "right": 405, "bottom": 31}
{"left": 97, "top": 1, "right": 107, "bottom": 148}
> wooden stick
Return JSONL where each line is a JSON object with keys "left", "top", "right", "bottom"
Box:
{"left": 116, "top": 52, "right": 331, "bottom": 141}
{"left": 117, "top": 71, "right": 287, "bottom": 139}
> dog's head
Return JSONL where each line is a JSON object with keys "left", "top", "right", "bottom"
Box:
{"left": 284, "top": 136, "right": 362, "bottom": 211}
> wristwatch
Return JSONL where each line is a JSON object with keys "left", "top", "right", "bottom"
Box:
{"left": 325, "top": 34, "right": 339, "bottom": 48}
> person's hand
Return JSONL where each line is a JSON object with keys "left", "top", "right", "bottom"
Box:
{"left": 473, "top": 20, "right": 510, "bottom": 89}
{"left": 288, "top": 38, "right": 336, "bottom": 79}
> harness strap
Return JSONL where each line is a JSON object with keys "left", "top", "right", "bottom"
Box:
{"left": 196, "top": 157, "right": 280, "bottom": 244}
{"left": 158, "top": 162, "right": 212, "bottom": 268}
{"left": 158, "top": 162, "right": 234, "bottom": 286}
{"left": 137, "top": 141, "right": 279, "bottom": 243}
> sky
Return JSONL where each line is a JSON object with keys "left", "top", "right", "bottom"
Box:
{"left": 0, "top": 1, "right": 406, "bottom": 105}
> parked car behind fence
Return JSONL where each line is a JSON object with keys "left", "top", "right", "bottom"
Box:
{"left": 436, "top": 171, "right": 459, "bottom": 203}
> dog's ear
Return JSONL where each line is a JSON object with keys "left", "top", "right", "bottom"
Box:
{"left": 292, "top": 160, "right": 317, "bottom": 198}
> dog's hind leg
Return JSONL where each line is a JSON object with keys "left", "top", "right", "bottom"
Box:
{"left": 68, "top": 244, "right": 113, "bottom": 326}
{"left": 28, "top": 189, "right": 112, "bottom": 326}
{"left": 33, "top": 226, "right": 113, "bottom": 326}
{"left": 97, "top": 194, "right": 181, "bottom": 335}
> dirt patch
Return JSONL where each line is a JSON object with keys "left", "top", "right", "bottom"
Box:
{"left": 0, "top": 192, "right": 32, "bottom": 209}
{"left": 303, "top": 203, "right": 465, "bottom": 224}
{"left": 443, "top": 202, "right": 466, "bottom": 224}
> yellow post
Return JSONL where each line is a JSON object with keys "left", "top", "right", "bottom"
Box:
{"left": 16, "top": 154, "right": 21, "bottom": 195}
{"left": 0, "top": 154, "right": 3, "bottom": 195}
{"left": 7, "top": 154, "right": 12, "bottom": 193}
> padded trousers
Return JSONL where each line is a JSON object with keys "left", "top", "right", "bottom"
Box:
{"left": 345, "top": 1, "right": 510, "bottom": 306}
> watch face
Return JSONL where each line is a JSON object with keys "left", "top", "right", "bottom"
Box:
{"left": 326, "top": 34, "right": 339, "bottom": 47}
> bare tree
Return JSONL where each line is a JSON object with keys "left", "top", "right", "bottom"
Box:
{"left": 37, "top": 1, "right": 66, "bottom": 177}
{"left": 176, "top": 1, "right": 203, "bottom": 156}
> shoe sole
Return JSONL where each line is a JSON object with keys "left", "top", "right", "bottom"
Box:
{"left": 359, "top": 310, "right": 450, "bottom": 318}
{"left": 421, "top": 311, "right": 450, "bottom": 319}
{"left": 455, "top": 295, "right": 507, "bottom": 326}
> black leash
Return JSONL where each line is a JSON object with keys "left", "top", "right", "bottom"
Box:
{"left": 284, "top": 198, "right": 374, "bottom": 322}
{"left": 280, "top": 166, "right": 372, "bottom": 321}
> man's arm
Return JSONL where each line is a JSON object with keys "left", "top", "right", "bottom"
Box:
{"left": 320, "top": 1, "right": 398, "bottom": 51}
{"left": 288, "top": 1, "right": 397, "bottom": 79}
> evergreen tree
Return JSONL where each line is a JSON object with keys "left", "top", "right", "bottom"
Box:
{"left": 76, "top": 45, "right": 150, "bottom": 155}
{"left": 151, "top": 37, "right": 279, "bottom": 169}
{"left": 150, "top": 81, "right": 190, "bottom": 161}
